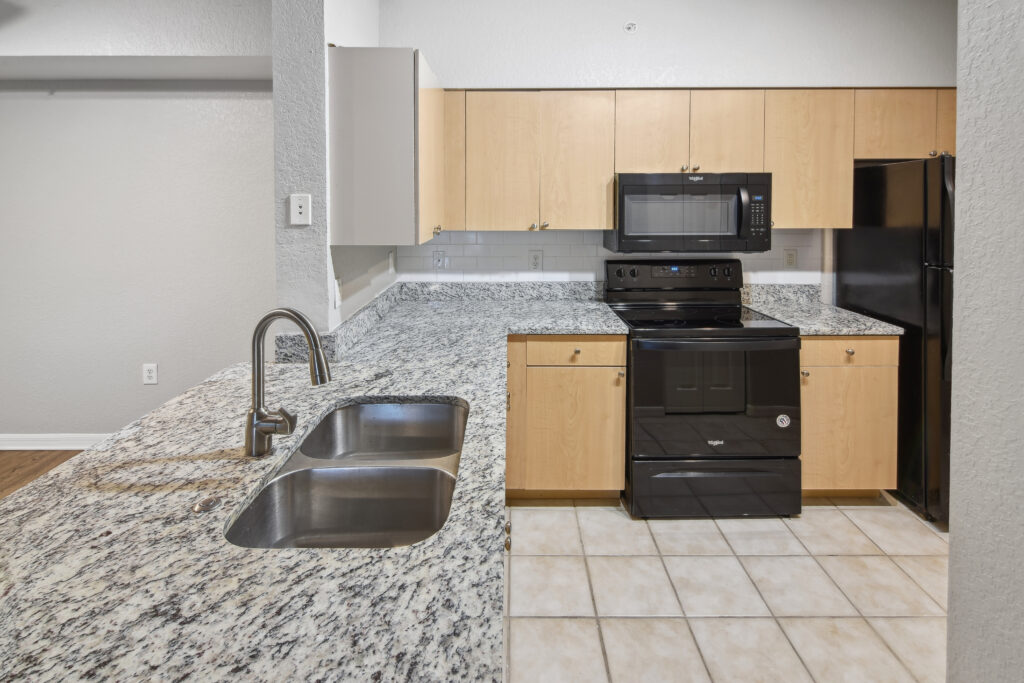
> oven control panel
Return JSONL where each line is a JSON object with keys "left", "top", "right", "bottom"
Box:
{"left": 606, "top": 259, "right": 743, "bottom": 290}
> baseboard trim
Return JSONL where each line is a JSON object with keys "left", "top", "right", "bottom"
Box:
{"left": 0, "top": 434, "right": 111, "bottom": 450}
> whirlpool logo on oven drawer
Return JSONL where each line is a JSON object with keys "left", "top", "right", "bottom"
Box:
{"left": 776, "top": 415, "right": 792, "bottom": 428}
{"left": 707, "top": 440, "right": 725, "bottom": 446}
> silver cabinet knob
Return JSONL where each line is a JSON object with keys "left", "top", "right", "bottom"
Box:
{"left": 432, "top": 225, "right": 442, "bottom": 237}
{"left": 681, "top": 164, "right": 689, "bottom": 172}
{"left": 504, "top": 537, "right": 511, "bottom": 551}
{"left": 540, "top": 221, "right": 550, "bottom": 229}
{"left": 771, "top": 220, "right": 775, "bottom": 227}
{"left": 574, "top": 348, "right": 582, "bottom": 354}
{"left": 692, "top": 164, "right": 701, "bottom": 171}
{"left": 529, "top": 223, "right": 538, "bottom": 230}
{"left": 618, "top": 371, "right": 625, "bottom": 378}
{"left": 929, "top": 150, "right": 938, "bottom": 157}
{"left": 801, "top": 370, "right": 810, "bottom": 377}
{"left": 504, "top": 521, "right": 511, "bottom": 535}
{"left": 846, "top": 348, "right": 855, "bottom": 356}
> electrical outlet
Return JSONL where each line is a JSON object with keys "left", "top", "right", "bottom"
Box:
{"left": 528, "top": 250, "right": 543, "bottom": 271}
{"left": 784, "top": 248, "right": 798, "bottom": 269}
{"left": 142, "top": 363, "right": 158, "bottom": 385}
{"left": 432, "top": 250, "right": 448, "bottom": 270}
{"left": 289, "top": 194, "right": 312, "bottom": 226}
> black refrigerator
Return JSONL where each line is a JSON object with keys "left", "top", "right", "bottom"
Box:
{"left": 836, "top": 156, "right": 954, "bottom": 522}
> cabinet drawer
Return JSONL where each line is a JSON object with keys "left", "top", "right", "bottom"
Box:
{"left": 800, "top": 337, "right": 898, "bottom": 367}
{"left": 526, "top": 335, "right": 627, "bottom": 367}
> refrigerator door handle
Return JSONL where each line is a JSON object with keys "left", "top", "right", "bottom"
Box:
{"left": 942, "top": 270, "right": 954, "bottom": 382}
{"left": 943, "top": 158, "right": 955, "bottom": 267}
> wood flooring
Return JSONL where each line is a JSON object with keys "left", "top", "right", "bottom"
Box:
{"left": 0, "top": 450, "right": 80, "bottom": 499}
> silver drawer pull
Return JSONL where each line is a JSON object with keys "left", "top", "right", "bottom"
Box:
{"left": 801, "top": 370, "right": 810, "bottom": 377}
{"left": 618, "top": 371, "right": 625, "bottom": 378}
{"left": 574, "top": 348, "right": 582, "bottom": 354}
{"left": 846, "top": 348, "right": 855, "bottom": 356}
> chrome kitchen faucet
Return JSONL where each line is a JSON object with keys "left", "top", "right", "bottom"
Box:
{"left": 245, "top": 308, "right": 331, "bottom": 457}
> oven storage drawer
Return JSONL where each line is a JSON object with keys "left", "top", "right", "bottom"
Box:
{"left": 629, "top": 459, "right": 801, "bottom": 518}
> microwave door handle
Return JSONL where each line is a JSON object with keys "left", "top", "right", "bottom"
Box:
{"left": 737, "top": 186, "right": 752, "bottom": 238}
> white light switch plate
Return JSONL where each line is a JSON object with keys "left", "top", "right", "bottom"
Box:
{"left": 289, "top": 194, "right": 312, "bottom": 226}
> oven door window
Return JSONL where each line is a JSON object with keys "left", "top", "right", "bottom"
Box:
{"left": 631, "top": 341, "right": 800, "bottom": 459}
{"left": 622, "top": 185, "right": 739, "bottom": 237}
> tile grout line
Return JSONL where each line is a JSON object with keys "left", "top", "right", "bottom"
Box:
{"left": 714, "top": 517, "right": 819, "bottom": 683}
{"left": 649, "top": 520, "right": 715, "bottom": 683}
{"left": 574, "top": 502, "right": 613, "bottom": 683}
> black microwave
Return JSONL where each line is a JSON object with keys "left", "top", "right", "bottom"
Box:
{"left": 604, "top": 172, "right": 772, "bottom": 253}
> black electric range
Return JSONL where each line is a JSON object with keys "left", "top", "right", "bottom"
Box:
{"left": 606, "top": 259, "right": 802, "bottom": 518}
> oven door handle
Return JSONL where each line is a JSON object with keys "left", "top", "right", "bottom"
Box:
{"left": 653, "top": 470, "right": 782, "bottom": 479}
{"left": 634, "top": 337, "right": 800, "bottom": 353}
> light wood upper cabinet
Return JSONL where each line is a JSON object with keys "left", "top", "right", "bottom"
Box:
{"left": 765, "top": 89, "right": 855, "bottom": 229}
{"left": 614, "top": 89, "right": 690, "bottom": 173}
{"left": 854, "top": 89, "right": 939, "bottom": 159}
{"left": 417, "top": 55, "right": 446, "bottom": 244}
{"left": 540, "top": 90, "right": 615, "bottom": 230}
{"left": 936, "top": 88, "right": 957, "bottom": 155}
{"left": 465, "top": 91, "right": 541, "bottom": 230}
{"left": 689, "top": 89, "right": 765, "bottom": 172}
{"left": 800, "top": 337, "right": 898, "bottom": 491}
{"left": 443, "top": 90, "right": 466, "bottom": 231}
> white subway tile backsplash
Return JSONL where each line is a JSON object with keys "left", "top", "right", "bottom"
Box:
{"left": 397, "top": 230, "right": 824, "bottom": 284}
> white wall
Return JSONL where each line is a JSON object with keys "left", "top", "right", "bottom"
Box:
{"left": 380, "top": 0, "right": 957, "bottom": 88}
{"left": 0, "top": 0, "right": 270, "bottom": 56}
{"left": 948, "top": 1, "right": 1024, "bottom": 679}
{"left": 398, "top": 230, "right": 821, "bottom": 284}
{"left": 0, "top": 83, "right": 275, "bottom": 434}
{"left": 325, "top": 0, "right": 379, "bottom": 47}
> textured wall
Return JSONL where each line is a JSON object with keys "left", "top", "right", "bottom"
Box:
{"left": 398, "top": 230, "right": 822, "bottom": 284}
{"left": 948, "top": 2, "right": 1024, "bottom": 679}
{"left": 0, "top": 83, "right": 274, "bottom": 433}
{"left": 324, "top": 0, "right": 379, "bottom": 47}
{"left": 0, "top": 0, "right": 270, "bottom": 56}
{"left": 380, "top": 0, "right": 956, "bottom": 88}
{"left": 272, "top": 0, "right": 339, "bottom": 332}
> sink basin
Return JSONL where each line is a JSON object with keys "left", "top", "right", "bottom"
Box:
{"left": 299, "top": 400, "right": 468, "bottom": 461}
{"left": 225, "top": 398, "right": 468, "bottom": 549}
{"left": 224, "top": 466, "right": 456, "bottom": 548}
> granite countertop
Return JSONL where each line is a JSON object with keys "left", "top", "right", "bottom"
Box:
{"left": 743, "top": 284, "right": 905, "bottom": 336}
{"left": 0, "top": 288, "right": 626, "bottom": 681}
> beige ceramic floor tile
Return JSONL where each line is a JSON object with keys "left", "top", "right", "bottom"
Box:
{"left": 509, "top": 508, "right": 583, "bottom": 555}
{"left": 818, "top": 556, "right": 945, "bottom": 616}
{"left": 843, "top": 508, "right": 949, "bottom": 555}
{"left": 868, "top": 617, "right": 947, "bottom": 683}
{"left": 577, "top": 508, "right": 658, "bottom": 555}
{"left": 509, "top": 556, "right": 594, "bottom": 617}
{"left": 802, "top": 495, "right": 836, "bottom": 507}
{"left": 715, "top": 518, "right": 807, "bottom": 555}
{"left": 741, "top": 556, "right": 857, "bottom": 617}
{"left": 784, "top": 509, "right": 883, "bottom": 555}
{"left": 779, "top": 617, "right": 915, "bottom": 682}
{"left": 688, "top": 618, "right": 812, "bottom": 682}
{"left": 509, "top": 618, "right": 608, "bottom": 683}
{"left": 589, "top": 556, "right": 682, "bottom": 617}
{"left": 663, "top": 556, "right": 770, "bottom": 617}
{"left": 601, "top": 618, "right": 710, "bottom": 683}
{"left": 648, "top": 519, "right": 733, "bottom": 556}
{"left": 892, "top": 555, "right": 949, "bottom": 609}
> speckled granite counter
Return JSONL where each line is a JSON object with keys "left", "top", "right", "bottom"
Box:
{"left": 744, "top": 284, "right": 904, "bottom": 336}
{"left": 0, "top": 293, "right": 626, "bottom": 681}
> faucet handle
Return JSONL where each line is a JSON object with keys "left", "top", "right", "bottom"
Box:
{"left": 260, "top": 407, "right": 296, "bottom": 436}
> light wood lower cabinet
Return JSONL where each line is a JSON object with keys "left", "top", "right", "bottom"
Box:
{"left": 800, "top": 336, "right": 899, "bottom": 491}
{"left": 506, "top": 335, "right": 626, "bottom": 493}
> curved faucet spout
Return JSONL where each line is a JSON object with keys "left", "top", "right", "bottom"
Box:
{"left": 245, "top": 308, "right": 332, "bottom": 457}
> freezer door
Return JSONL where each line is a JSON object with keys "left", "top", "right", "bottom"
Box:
{"left": 837, "top": 161, "right": 926, "bottom": 327}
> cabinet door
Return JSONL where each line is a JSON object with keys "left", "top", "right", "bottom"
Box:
{"left": 936, "top": 88, "right": 957, "bottom": 156}
{"left": 417, "top": 63, "right": 446, "bottom": 243}
{"left": 524, "top": 366, "right": 626, "bottom": 490}
{"left": 765, "top": 89, "right": 855, "bottom": 229}
{"left": 689, "top": 89, "right": 765, "bottom": 172}
{"left": 444, "top": 90, "right": 466, "bottom": 231}
{"left": 800, "top": 365, "right": 898, "bottom": 490}
{"left": 854, "top": 89, "right": 939, "bottom": 159}
{"left": 540, "top": 90, "right": 616, "bottom": 230}
{"left": 466, "top": 91, "right": 540, "bottom": 230}
{"left": 614, "top": 89, "right": 690, "bottom": 173}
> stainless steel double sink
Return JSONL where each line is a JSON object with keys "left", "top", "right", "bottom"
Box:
{"left": 225, "top": 399, "right": 468, "bottom": 549}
